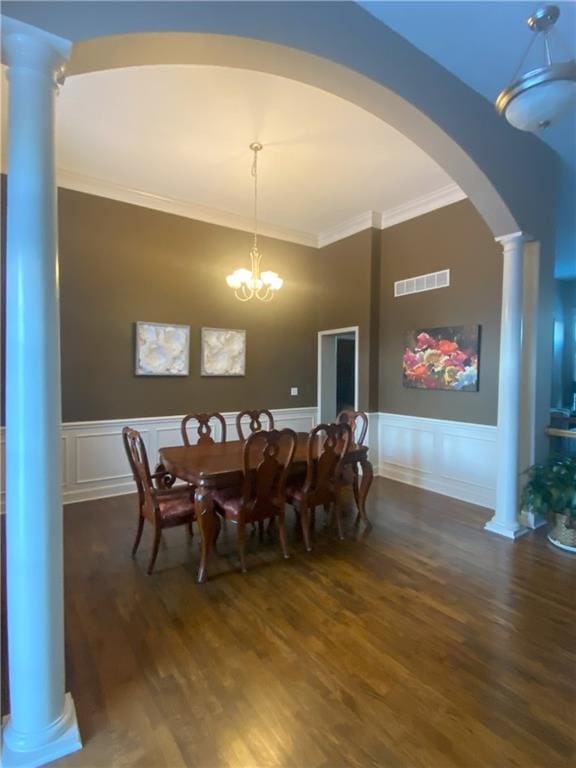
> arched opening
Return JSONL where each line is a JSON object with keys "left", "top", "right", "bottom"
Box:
{"left": 1, "top": 11, "right": 564, "bottom": 767}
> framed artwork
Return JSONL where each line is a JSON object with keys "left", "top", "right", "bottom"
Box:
{"left": 135, "top": 321, "right": 190, "bottom": 376}
{"left": 403, "top": 325, "right": 480, "bottom": 391}
{"left": 201, "top": 327, "right": 246, "bottom": 376}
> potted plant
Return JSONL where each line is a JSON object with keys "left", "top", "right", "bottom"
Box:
{"left": 521, "top": 456, "right": 576, "bottom": 552}
{"left": 546, "top": 456, "right": 576, "bottom": 552}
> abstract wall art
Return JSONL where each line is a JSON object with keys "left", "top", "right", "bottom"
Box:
{"left": 403, "top": 325, "right": 480, "bottom": 391}
{"left": 135, "top": 321, "right": 190, "bottom": 376}
{"left": 201, "top": 327, "right": 246, "bottom": 376}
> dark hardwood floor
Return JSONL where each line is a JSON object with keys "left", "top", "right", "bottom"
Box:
{"left": 8, "top": 478, "right": 576, "bottom": 767}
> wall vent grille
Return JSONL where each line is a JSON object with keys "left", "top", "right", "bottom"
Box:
{"left": 394, "top": 269, "right": 450, "bottom": 297}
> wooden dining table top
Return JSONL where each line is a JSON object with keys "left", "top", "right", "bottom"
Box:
{"left": 160, "top": 433, "right": 369, "bottom": 488}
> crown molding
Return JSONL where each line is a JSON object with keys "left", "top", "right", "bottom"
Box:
{"left": 317, "top": 211, "right": 381, "bottom": 248}
{"left": 55, "top": 168, "right": 319, "bottom": 248}
{"left": 316, "top": 183, "right": 466, "bottom": 248}
{"left": 3, "top": 165, "right": 466, "bottom": 250}
{"left": 378, "top": 183, "right": 467, "bottom": 229}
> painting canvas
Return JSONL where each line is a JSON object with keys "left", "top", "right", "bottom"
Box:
{"left": 135, "top": 322, "right": 190, "bottom": 376}
{"left": 403, "top": 325, "right": 480, "bottom": 391}
{"left": 201, "top": 327, "right": 246, "bottom": 376}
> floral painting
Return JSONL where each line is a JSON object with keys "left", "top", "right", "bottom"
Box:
{"left": 403, "top": 325, "right": 480, "bottom": 391}
{"left": 201, "top": 327, "right": 246, "bottom": 376}
{"left": 135, "top": 322, "right": 190, "bottom": 376}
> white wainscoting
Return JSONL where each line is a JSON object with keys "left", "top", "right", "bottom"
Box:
{"left": 0, "top": 407, "right": 317, "bottom": 507}
{"left": 1, "top": 409, "right": 496, "bottom": 510}
{"left": 372, "top": 412, "right": 497, "bottom": 509}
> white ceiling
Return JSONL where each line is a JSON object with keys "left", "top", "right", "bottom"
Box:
{"left": 46, "top": 64, "right": 459, "bottom": 243}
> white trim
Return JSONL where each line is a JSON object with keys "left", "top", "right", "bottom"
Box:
{"left": 0, "top": 407, "right": 317, "bottom": 508}
{"left": 1, "top": 409, "right": 498, "bottom": 512}
{"left": 379, "top": 183, "right": 466, "bottom": 229}
{"left": 317, "top": 211, "right": 380, "bottom": 248}
{"left": 56, "top": 168, "right": 319, "bottom": 248}
{"left": 317, "top": 326, "right": 359, "bottom": 424}
{"left": 52, "top": 168, "right": 466, "bottom": 250}
{"left": 373, "top": 412, "right": 497, "bottom": 509}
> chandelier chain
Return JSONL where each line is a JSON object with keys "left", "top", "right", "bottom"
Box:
{"left": 252, "top": 146, "right": 259, "bottom": 250}
{"left": 510, "top": 31, "right": 539, "bottom": 84}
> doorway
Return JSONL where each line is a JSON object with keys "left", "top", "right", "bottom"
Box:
{"left": 317, "top": 327, "right": 359, "bottom": 423}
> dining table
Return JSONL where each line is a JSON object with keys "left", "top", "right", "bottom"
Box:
{"left": 159, "top": 432, "right": 374, "bottom": 582}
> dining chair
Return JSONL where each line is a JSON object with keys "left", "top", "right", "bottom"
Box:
{"left": 236, "top": 409, "right": 274, "bottom": 441}
{"left": 336, "top": 409, "right": 368, "bottom": 446}
{"left": 122, "top": 427, "right": 195, "bottom": 574}
{"left": 212, "top": 428, "right": 297, "bottom": 572}
{"left": 336, "top": 409, "right": 368, "bottom": 514}
{"left": 181, "top": 412, "right": 227, "bottom": 446}
{"left": 286, "top": 422, "right": 351, "bottom": 550}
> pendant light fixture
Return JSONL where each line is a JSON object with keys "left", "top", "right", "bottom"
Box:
{"left": 226, "top": 142, "right": 283, "bottom": 302}
{"left": 495, "top": 5, "right": 576, "bottom": 132}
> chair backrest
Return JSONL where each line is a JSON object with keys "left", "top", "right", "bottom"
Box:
{"left": 303, "top": 422, "right": 352, "bottom": 504}
{"left": 122, "top": 427, "right": 155, "bottom": 515}
{"left": 181, "top": 412, "right": 227, "bottom": 446}
{"left": 336, "top": 409, "right": 368, "bottom": 446}
{"left": 241, "top": 428, "right": 297, "bottom": 517}
{"left": 236, "top": 409, "right": 275, "bottom": 441}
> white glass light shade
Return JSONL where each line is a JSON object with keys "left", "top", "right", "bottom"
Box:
{"left": 260, "top": 270, "right": 283, "bottom": 290}
{"left": 496, "top": 60, "right": 576, "bottom": 131}
{"left": 226, "top": 268, "right": 252, "bottom": 288}
{"left": 504, "top": 79, "right": 576, "bottom": 131}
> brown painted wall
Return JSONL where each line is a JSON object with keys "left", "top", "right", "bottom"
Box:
{"left": 378, "top": 200, "right": 502, "bottom": 425}
{"left": 58, "top": 189, "right": 318, "bottom": 421}
{"left": 316, "top": 228, "right": 380, "bottom": 411}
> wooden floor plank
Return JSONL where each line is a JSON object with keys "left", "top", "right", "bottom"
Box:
{"left": 3, "top": 477, "right": 575, "bottom": 767}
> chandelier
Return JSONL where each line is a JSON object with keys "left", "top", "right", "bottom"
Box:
{"left": 495, "top": 5, "right": 576, "bottom": 132}
{"left": 226, "top": 142, "right": 283, "bottom": 302}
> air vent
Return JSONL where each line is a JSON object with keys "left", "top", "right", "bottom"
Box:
{"left": 394, "top": 269, "right": 450, "bottom": 298}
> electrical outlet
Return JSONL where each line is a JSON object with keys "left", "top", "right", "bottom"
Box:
{"left": 290, "top": 387, "right": 299, "bottom": 396}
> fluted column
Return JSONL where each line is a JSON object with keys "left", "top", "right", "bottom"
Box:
{"left": 1, "top": 17, "right": 82, "bottom": 768}
{"left": 485, "top": 232, "right": 530, "bottom": 539}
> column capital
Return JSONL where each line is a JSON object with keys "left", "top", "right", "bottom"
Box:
{"left": 495, "top": 231, "right": 525, "bottom": 249}
{"left": 2, "top": 16, "right": 72, "bottom": 80}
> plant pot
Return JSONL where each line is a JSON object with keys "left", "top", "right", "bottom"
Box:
{"left": 520, "top": 507, "right": 547, "bottom": 529}
{"left": 547, "top": 512, "right": 576, "bottom": 553}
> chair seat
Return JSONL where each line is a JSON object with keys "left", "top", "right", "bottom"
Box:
{"left": 212, "top": 487, "right": 244, "bottom": 519}
{"left": 157, "top": 487, "right": 195, "bottom": 524}
{"left": 213, "top": 486, "right": 284, "bottom": 521}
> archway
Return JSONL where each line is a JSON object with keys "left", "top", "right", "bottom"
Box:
{"left": 1, "top": 6, "right": 558, "bottom": 765}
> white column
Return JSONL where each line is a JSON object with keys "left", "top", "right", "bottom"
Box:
{"left": 485, "top": 232, "right": 530, "bottom": 539}
{"left": 1, "top": 18, "right": 82, "bottom": 768}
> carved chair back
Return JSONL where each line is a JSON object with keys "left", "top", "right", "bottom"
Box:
{"left": 236, "top": 409, "right": 275, "bottom": 441}
{"left": 241, "top": 428, "right": 297, "bottom": 521}
{"left": 181, "top": 412, "right": 227, "bottom": 446}
{"left": 336, "top": 409, "right": 368, "bottom": 446}
{"left": 122, "top": 427, "right": 156, "bottom": 520}
{"left": 303, "top": 423, "right": 351, "bottom": 507}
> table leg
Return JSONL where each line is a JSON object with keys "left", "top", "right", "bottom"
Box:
{"left": 194, "top": 487, "right": 216, "bottom": 583}
{"left": 356, "top": 458, "right": 374, "bottom": 531}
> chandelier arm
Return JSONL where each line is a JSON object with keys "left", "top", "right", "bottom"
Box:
{"left": 260, "top": 284, "right": 275, "bottom": 302}
{"left": 235, "top": 285, "right": 254, "bottom": 302}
